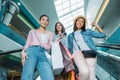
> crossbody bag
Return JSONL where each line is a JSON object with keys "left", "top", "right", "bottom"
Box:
{"left": 73, "top": 34, "right": 97, "bottom": 58}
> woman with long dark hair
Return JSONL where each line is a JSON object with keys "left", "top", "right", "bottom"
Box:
{"left": 68, "top": 15, "right": 106, "bottom": 80}
{"left": 53, "top": 22, "right": 74, "bottom": 80}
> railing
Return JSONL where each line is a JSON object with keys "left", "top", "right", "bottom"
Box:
{"left": 0, "top": 49, "right": 22, "bottom": 55}
{"left": 1, "top": 44, "right": 120, "bottom": 80}
{"left": 96, "top": 43, "right": 120, "bottom": 80}
{"left": 96, "top": 43, "right": 120, "bottom": 50}
{"left": 0, "top": 49, "right": 22, "bottom": 80}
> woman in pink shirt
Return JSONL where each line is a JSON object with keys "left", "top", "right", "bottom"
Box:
{"left": 20, "top": 15, "right": 54, "bottom": 80}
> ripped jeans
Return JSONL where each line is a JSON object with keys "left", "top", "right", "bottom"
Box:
{"left": 21, "top": 45, "right": 54, "bottom": 80}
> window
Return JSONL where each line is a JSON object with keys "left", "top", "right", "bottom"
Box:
{"left": 54, "top": 0, "right": 85, "bottom": 34}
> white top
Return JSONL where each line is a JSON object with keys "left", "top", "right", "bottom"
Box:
{"left": 39, "top": 33, "right": 49, "bottom": 43}
{"left": 73, "top": 30, "right": 90, "bottom": 53}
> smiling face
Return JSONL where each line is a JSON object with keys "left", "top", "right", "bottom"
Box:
{"left": 39, "top": 16, "right": 49, "bottom": 28}
{"left": 54, "top": 22, "right": 65, "bottom": 34}
{"left": 56, "top": 23, "right": 62, "bottom": 32}
{"left": 76, "top": 18, "right": 85, "bottom": 30}
{"left": 74, "top": 17, "right": 86, "bottom": 31}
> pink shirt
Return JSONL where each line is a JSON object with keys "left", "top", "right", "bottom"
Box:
{"left": 23, "top": 29, "right": 53, "bottom": 51}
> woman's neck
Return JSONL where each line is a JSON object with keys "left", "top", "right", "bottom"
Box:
{"left": 58, "top": 31, "right": 62, "bottom": 34}
{"left": 76, "top": 28, "right": 81, "bottom": 31}
{"left": 40, "top": 26, "right": 46, "bottom": 31}
{"left": 38, "top": 27, "right": 47, "bottom": 33}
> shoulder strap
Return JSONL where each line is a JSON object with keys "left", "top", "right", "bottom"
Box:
{"left": 73, "top": 33, "right": 81, "bottom": 50}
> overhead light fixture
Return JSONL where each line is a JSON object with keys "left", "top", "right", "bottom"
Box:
{"left": 17, "top": 2, "right": 21, "bottom": 6}
{"left": 17, "top": 14, "right": 35, "bottom": 30}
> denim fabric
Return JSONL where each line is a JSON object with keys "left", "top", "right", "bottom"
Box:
{"left": 68, "top": 29, "right": 106, "bottom": 54}
{"left": 21, "top": 45, "right": 54, "bottom": 80}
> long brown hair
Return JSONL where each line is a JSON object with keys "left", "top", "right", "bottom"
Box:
{"left": 73, "top": 17, "right": 86, "bottom": 32}
{"left": 54, "top": 22, "right": 65, "bottom": 35}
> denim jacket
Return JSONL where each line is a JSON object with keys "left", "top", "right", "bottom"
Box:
{"left": 68, "top": 29, "right": 106, "bottom": 54}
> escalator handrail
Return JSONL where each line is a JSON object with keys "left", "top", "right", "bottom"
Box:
{"left": 97, "top": 50, "right": 120, "bottom": 61}
{"left": 96, "top": 43, "right": 120, "bottom": 50}
{"left": 0, "top": 49, "right": 22, "bottom": 55}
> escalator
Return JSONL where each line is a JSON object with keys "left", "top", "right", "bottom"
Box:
{"left": 96, "top": 44, "right": 120, "bottom": 80}
{"left": 0, "top": 33, "right": 23, "bottom": 80}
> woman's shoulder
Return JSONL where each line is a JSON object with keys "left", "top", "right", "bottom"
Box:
{"left": 46, "top": 30, "right": 53, "bottom": 36}
{"left": 46, "top": 30, "right": 52, "bottom": 34}
{"left": 85, "top": 29, "right": 92, "bottom": 32}
{"left": 68, "top": 32, "right": 74, "bottom": 37}
{"left": 82, "top": 29, "right": 92, "bottom": 33}
{"left": 28, "top": 29, "right": 36, "bottom": 33}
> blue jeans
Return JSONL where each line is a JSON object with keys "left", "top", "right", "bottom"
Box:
{"left": 21, "top": 46, "right": 54, "bottom": 80}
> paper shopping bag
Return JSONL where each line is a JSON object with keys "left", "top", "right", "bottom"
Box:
{"left": 45, "top": 51, "right": 52, "bottom": 66}
{"left": 51, "top": 42, "right": 64, "bottom": 75}
{"left": 59, "top": 42, "right": 74, "bottom": 72}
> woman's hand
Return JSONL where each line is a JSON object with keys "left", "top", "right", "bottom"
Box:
{"left": 20, "top": 51, "right": 28, "bottom": 66}
{"left": 91, "top": 21, "right": 103, "bottom": 32}
{"left": 57, "top": 33, "right": 64, "bottom": 42}
{"left": 91, "top": 21, "right": 98, "bottom": 27}
{"left": 59, "top": 33, "right": 64, "bottom": 38}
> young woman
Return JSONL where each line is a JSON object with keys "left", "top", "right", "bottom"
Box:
{"left": 53, "top": 22, "right": 67, "bottom": 47}
{"left": 53, "top": 22, "right": 67, "bottom": 80}
{"left": 68, "top": 15, "right": 106, "bottom": 80}
{"left": 53, "top": 22, "right": 74, "bottom": 80}
{"left": 20, "top": 15, "right": 54, "bottom": 80}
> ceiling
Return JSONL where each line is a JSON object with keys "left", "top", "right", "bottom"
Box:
{"left": 20, "top": 0, "right": 59, "bottom": 32}
{"left": 8, "top": 0, "right": 59, "bottom": 37}
{"left": 7, "top": 0, "right": 120, "bottom": 38}
{"left": 98, "top": 0, "right": 120, "bottom": 37}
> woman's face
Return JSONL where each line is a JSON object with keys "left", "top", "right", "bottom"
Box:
{"left": 39, "top": 16, "right": 49, "bottom": 28}
{"left": 76, "top": 18, "right": 85, "bottom": 30}
{"left": 56, "top": 23, "right": 62, "bottom": 32}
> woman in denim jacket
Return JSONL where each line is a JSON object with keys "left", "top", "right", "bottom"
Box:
{"left": 68, "top": 15, "right": 106, "bottom": 80}
{"left": 20, "top": 15, "right": 54, "bottom": 80}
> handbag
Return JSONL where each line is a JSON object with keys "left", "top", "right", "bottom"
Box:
{"left": 73, "top": 34, "right": 97, "bottom": 58}
{"left": 82, "top": 50, "right": 97, "bottom": 58}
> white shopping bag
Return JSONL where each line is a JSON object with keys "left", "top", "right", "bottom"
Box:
{"left": 36, "top": 76, "right": 41, "bottom": 80}
{"left": 45, "top": 51, "right": 52, "bottom": 66}
{"left": 51, "top": 42, "right": 64, "bottom": 75}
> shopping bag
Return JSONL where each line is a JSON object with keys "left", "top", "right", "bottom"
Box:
{"left": 67, "top": 70, "right": 78, "bottom": 80}
{"left": 59, "top": 42, "right": 74, "bottom": 72}
{"left": 45, "top": 51, "right": 52, "bottom": 66}
{"left": 51, "top": 42, "right": 64, "bottom": 75}
{"left": 67, "top": 70, "right": 75, "bottom": 80}
{"left": 60, "top": 42, "right": 73, "bottom": 59}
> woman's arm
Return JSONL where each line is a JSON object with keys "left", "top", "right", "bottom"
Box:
{"left": 22, "top": 30, "right": 32, "bottom": 51}
{"left": 53, "top": 33, "right": 64, "bottom": 42}
{"left": 90, "top": 22, "right": 106, "bottom": 38}
{"left": 91, "top": 22, "right": 103, "bottom": 32}
{"left": 68, "top": 33, "right": 73, "bottom": 54}
{"left": 21, "top": 30, "right": 32, "bottom": 66}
